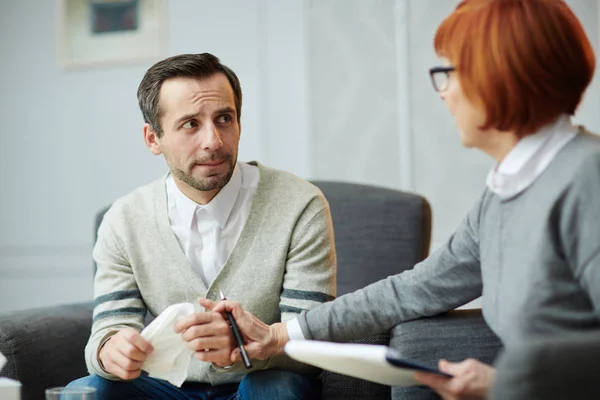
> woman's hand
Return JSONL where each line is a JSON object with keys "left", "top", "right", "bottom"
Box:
{"left": 415, "top": 358, "right": 496, "bottom": 400}
{"left": 199, "top": 298, "right": 289, "bottom": 363}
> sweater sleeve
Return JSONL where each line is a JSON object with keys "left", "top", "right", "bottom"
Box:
{"left": 84, "top": 206, "right": 147, "bottom": 380}
{"left": 559, "top": 153, "right": 600, "bottom": 314}
{"left": 267, "top": 194, "right": 337, "bottom": 372}
{"left": 297, "top": 191, "right": 487, "bottom": 342}
{"left": 217, "top": 193, "right": 337, "bottom": 374}
{"left": 279, "top": 198, "right": 337, "bottom": 321}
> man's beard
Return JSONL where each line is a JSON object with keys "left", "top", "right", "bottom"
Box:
{"left": 171, "top": 154, "right": 235, "bottom": 192}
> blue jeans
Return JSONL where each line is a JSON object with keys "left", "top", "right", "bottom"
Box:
{"left": 67, "top": 369, "right": 321, "bottom": 400}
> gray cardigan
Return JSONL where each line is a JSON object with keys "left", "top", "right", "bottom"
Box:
{"left": 299, "top": 131, "right": 600, "bottom": 350}
{"left": 86, "top": 162, "right": 337, "bottom": 385}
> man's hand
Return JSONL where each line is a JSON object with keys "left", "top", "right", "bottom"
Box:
{"left": 415, "top": 358, "right": 496, "bottom": 400}
{"left": 98, "top": 328, "right": 154, "bottom": 380}
{"left": 201, "top": 298, "right": 289, "bottom": 364}
{"left": 174, "top": 301, "right": 236, "bottom": 368}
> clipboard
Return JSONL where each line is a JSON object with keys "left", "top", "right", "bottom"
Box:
{"left": 284, "top": 340, "right": 452, "bottom": 387}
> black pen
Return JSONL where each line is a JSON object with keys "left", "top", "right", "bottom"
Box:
{"left": 219, "top": 290, "right": 252, "bottom": 369}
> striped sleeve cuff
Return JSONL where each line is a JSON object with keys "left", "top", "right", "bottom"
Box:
{"left": 280, "top": 288, "right": 335, "bottom": 317}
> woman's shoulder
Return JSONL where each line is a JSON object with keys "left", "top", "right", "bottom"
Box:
{"left": 546, "top": 129, "right": 600, "bottom": 187}
{"left": 563, "top": 128, "right": 600, "bottom": 158}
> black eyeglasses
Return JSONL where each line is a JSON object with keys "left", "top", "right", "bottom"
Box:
{"left": 429, "top": 66, "right": 456, "bottom": 92}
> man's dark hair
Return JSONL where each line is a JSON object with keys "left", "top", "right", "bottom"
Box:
{"left": 137, "top": 53, "right": 242, "bottom": 137}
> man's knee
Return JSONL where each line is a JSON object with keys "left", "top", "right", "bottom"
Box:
{"left": 66, "top": 375, "right": 104, "bottom": 390}
{"left": 238, "top": 369, "right": 321, "bottom": 400}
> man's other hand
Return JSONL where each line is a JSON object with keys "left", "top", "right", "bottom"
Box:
{"left": 98, "top": 328, "right": 154, "bottom": 380}
{"left": 201, "top": 297, "right": 289, "bottom": 364}
{"left": 174, "top": 302, "right": 235, "bottom": 368}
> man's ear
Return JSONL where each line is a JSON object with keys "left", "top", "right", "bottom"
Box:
{"left": 143, "top": 123, "right": 162, "bottom": 155}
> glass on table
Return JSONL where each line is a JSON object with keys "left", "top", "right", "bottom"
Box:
{"left": 45, "top": 386, "right": 96, "bottom": 400}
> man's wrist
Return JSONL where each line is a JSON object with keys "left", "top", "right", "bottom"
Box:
{"left": 97, "top": 337, "right": 111, "bottom": 372}
{"left": 97, "top": 331, "right": 118, "bottom": 372}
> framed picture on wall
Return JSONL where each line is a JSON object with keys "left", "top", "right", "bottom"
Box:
{"left": 57, "top": 0, "right": 165, "bottom": 68}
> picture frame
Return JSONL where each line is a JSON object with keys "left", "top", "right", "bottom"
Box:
{"left": 57, "top": 0, "right": 166, "bottom": 69}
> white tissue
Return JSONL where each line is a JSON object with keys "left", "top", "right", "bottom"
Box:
{"left": 141, "top": 303, "right": 196, "bottom": 387}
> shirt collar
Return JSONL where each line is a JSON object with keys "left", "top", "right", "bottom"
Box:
{"left": 486, "top": 114, "right": 578, "bottom": 199}
{"left": 166, "top": 163, "right": 242, "bottom": 229}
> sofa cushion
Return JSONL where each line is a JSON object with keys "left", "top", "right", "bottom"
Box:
{"left": 0, "top": 302, "right": 93, "bottom": 400}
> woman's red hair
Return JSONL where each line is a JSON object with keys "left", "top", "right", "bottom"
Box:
{"left": 434, "top": 0, "right": 595, "bottom": 136}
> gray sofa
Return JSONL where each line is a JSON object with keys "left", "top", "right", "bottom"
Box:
{"left": 491, "top": 332, "right": 600, "bottom": 400}
{"left": 0, "top": 181, "right": 502, "bottom": 399}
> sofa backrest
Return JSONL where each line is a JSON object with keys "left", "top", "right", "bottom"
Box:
{"left": 311, "top": 181, "right": 431, "bottom": 296}
{"left": 93, "top": 180, "right": 432, "bottom": 297}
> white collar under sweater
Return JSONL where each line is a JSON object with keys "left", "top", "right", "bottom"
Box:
{"left": 486, "top": 115, "right": 579, "bottom": 199}
{"left": 166, "top": 162, "right": 259, "bottom": 286}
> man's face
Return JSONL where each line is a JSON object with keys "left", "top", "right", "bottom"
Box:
{"left": 151, "top": 73, "right": 240, "bottom": 194}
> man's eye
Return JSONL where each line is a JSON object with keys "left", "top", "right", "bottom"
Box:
{"left": 217, "top": 115, "right": 232, "bottom": 124}
{"left": 182, "top": 121, "right": 197, "bottom": 129}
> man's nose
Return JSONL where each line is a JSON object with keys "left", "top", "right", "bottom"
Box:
{"left": 199, "top": 124, "right": 224, "bottom": 150}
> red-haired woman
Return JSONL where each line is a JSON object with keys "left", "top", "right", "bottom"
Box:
{"left": 413, "top": 0, "right": 596, "bottom": 397}
{"left": 208, "top": 1, "right": 599, "bottom": 398}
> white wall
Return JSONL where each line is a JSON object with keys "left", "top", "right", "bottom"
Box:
{"left": 0, "top": 0, "right": 311, "bottom": 312}
{"left": 306, "top": 0, "right": 600, "bottom": 251}
{"left": 0, "top": 0, "right": 598, "bottom": 313}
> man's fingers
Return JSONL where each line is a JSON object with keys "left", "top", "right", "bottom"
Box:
{"left": 212, "top": 300, "right": 244, "bottom": 319}
{"left": 110, "top": 348, "right": 143, "bottom": 372}
{"left": 107, "top": 359, "right": 142, "bottom": 380}
{"left": 174, "top": 312, "right": 214, "bottom": 333}
{"left": 212, "top": 300, "right": 257, "bottom": 332}
{"left": 198, "top": 297, "right": 217, "bottom": 311}
{"left": 193, "top": 348, "right": 232, "bottom": 366}
{"left": 118, "top": 328, "right": 154, "bottom": 355}
{"left": 118, "top": 341, "right": 148, "bottom": 362}
{"left": 122, "top": 330, "right": 154, "bottom": 355}
{"left": 179, "top": 314, "right": 230, "bottom": 341}
{"left": 187, "top": 335, "right": 234, "bottom": 352}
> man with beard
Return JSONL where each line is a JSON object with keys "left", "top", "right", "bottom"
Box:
{"left": 68, "top": 53, "right": 336, "bottom": 400}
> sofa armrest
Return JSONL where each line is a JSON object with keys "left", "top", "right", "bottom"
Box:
{"left": 492, "top": 332, "right": 600, "bottom": 400}
{"left": 0, "top": 302, "right": 93, "bottom": 400}
{"left": 390, "top": 309, "right": 503, "bottom": 400}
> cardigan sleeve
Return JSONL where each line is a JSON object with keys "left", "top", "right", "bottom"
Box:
{"left": 84, "top": 205, "right": 147, "bottom": 380}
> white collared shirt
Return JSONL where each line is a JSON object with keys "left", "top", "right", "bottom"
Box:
{"left": 166, "top": 162, "right": 259, "bottom": 287}
{"left": 486, "top": 115, "right": 579, "bottom": 199}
